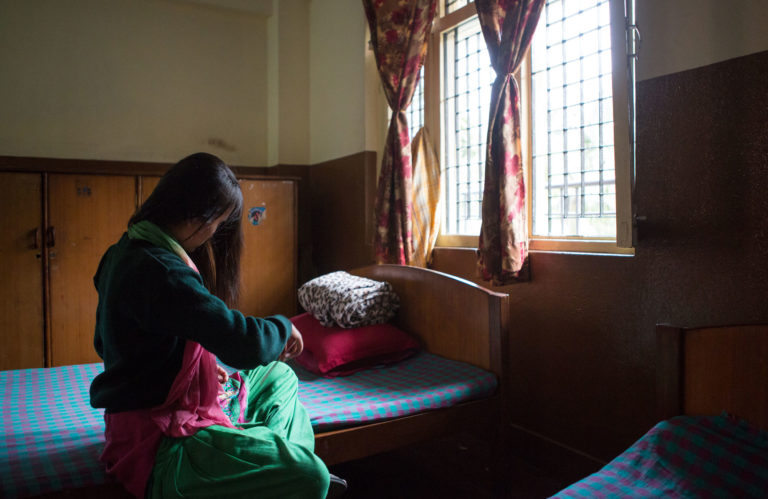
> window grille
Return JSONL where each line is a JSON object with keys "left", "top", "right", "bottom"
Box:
{"left": 441, "top": 16, "right": 494, "bottom": 235}
{"left": 530, "top": 0, "right": 616, "bottom": 238}
{"left": 407, "top": 66, "right": 425, "bottom": 141}
{"left": 445, "top": 0, "right": 470, "bottom": 14}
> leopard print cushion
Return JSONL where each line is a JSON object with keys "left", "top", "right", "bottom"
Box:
{"left": 297, "top": 271, "right": 400, "bottom": 328}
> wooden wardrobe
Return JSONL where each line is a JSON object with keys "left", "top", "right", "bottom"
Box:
{"left": 0, "top": 160, "right": 297, "bottom": 371}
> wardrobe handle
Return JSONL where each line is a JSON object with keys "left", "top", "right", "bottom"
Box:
{"left": 46, "top": 226, "right": 56, "bottom": 248}
{"left": 29, "top": 227, "right": 41, "bottom": 250}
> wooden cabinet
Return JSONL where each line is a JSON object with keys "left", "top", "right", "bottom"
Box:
{"left": 0, "top": 173, "right": 136, "bottom": 370}
{"left": 141, "top": 175, "right": 298, "bottom": 318}
{"left": 239, "top": 178, "right": 297, "bottom": 317}
{"left": 47, "top": 174, "right": 137, "bottom": 367}
{"left": 0, "top": 173, "right": 45, "bottom": 370}
{"left": 0, "top": 169, "right": 297, "bottom": 371}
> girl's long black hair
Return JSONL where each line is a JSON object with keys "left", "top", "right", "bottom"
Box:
{"left": 130, "top": 152, "right": 244, "bottom": 307}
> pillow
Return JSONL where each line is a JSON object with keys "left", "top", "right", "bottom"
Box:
{"left": 297, "top": 271, "right": 399, "bottom": 328}
{"left": 290, "top": 312, "right": 420, "bottom": 377}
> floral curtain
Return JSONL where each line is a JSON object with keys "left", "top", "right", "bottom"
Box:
{"left": 410, "top": 126, "right": 441, "bottom": 268}
{"left": 363, "top": 0, "right": 438, "bottom": 265}
{"left": 475, "top": 0, "right": 545, "bottom": 285}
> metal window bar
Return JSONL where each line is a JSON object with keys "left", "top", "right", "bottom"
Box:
{"left": 442, "top": 17, "right": 493, "bottom": 235}
{"left": 532, "top": 0, "right": 616, "bottom": 238}
{"left": 407, "top": 66, "right": 425, "bottom": 141}
{"left": 445, "top": 0, "right": 470, "bottom": 15}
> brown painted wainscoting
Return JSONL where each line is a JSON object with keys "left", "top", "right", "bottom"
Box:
{"left": 429, "top": 49, "right": 768, "bottom": 482}
{"left": 307, "top": 151, "right": 377, "bottom": 277}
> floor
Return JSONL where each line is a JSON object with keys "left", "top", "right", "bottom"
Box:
{"left": 329, "top": 432, "right": 573, "bottom": 499}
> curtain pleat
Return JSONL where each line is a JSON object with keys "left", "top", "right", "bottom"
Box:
{"left": 410, "top": 126, "right": 441, "bottom": 268}
{"left": 363, "top": 0, "right": 438, "bottom": 265}
{"left": 475, "top": 0, "right": 545, "bottom": 285}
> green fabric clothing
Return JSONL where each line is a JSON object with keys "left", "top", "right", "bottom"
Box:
{"left": 127, "top": 220, "right": 193, "bottom": 267}
{"left": 148, "top": 362, "right": 329, "bottom": 499}
{"left": 90, "top": 232, "right": 292, "bottom": 413}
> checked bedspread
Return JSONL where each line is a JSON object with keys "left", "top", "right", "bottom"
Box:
{"left": 293, "top": 352, "right": 498, "bottom": 432}
{"left": 1, "top": 352, "right": 496, "bottom": 498}
{"left": 1, "top": 363, "right": 107, "bottom": 498}
{"left": 552, "top": 414, "right": 768, "bottom": 498}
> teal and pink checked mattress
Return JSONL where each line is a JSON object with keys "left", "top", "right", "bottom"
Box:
{"left": 0, "top": 352, "right": 496, "bottom": 498}
{"left": 552, "top": 414, "right": 768, "bottom": 498}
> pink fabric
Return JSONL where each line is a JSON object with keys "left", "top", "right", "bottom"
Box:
{"left": 290, "top": 312, "right": 420, "bottom": 377}
{"left": 234, "top": 371, "right": 250, "bottom": 424}
{"left": 100, "top": 411, "right": 163, "bottom": 498}
{"left": 100, "top": 342, "right": 236, "bottom": 497}
{"left": 150, "top": 341, "right": 235, "bottom": 437}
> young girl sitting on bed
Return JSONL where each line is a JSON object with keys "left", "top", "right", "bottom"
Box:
{"left": 89, "top": 152, "right": 345, "bottom": 498}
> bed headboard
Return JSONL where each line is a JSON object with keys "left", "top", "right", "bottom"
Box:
{"left": 657, "top": 323, "right": 768, "bottom": 431}
{"left": 350, "top": 265, "right": 509, "bottom": 378}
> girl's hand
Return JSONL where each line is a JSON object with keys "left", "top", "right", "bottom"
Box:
{"left": 216, "top": 364, "right": 229, "bottom": 384}
{"left": 279, "top": 325, "right": 304, "bottom": 362}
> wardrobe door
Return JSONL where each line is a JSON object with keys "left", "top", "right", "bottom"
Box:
{"left": 239, "top": 179, "right": 297, "bottom": 318}
{"left": 0, "top": 173, "right": 44, "bottom": 370}
{"left": 140, "top": 175, "right": 161, "bottom": 204}
{"left": 47, "top": 174, "right": 137, "bottom": 367}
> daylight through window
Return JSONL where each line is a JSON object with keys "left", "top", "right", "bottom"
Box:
{"left": 530, "top": 0, "right": 616, "bottom": 238}
{"left": 418, "top": 0, "right": 632, "bottom": 251}
{"left": 441, "top": 16, "right": 494, "bottom": 235}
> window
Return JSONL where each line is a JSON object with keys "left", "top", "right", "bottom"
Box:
{"left": 531, "top": 0, "right": 616, "bottom": 239}
{"left": 420, "top": 0, "right": 634, "bottom": 253}
{"left": 407, "top": 66, "right": 425, "bottom": 141}
{"left": 441, "top": 15, "right": 493, "bottom": 236}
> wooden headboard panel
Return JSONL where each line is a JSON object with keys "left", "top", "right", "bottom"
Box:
{"left": 350, "top": 265, "right": 509, "bottom": 378}
{"left": 657, "top": 324, "right": 768, "bottom": 431}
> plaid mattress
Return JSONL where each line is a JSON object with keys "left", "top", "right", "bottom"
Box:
{"left": 0, "top": 353, "right": 496, "bottom": 498}
{"left": 552, "top": 414, "right": 768, "bottom": 498}
{"left": 293, "top": 351, "right": 498, "bottom": 432}
{"left": 0, "top": 363, "right": 108, "bottom": 498}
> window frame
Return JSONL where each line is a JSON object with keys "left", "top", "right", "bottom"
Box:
{"left": 425, "top": 0, "right": 635, "bottom": 255}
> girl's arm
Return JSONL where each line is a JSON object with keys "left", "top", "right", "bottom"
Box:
{"left": 129, "top": 251, "right": 291, "bottom": 369}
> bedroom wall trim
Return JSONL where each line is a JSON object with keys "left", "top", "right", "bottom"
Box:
{"left": 0, "top": 155, "right": 305, "bottom": 179}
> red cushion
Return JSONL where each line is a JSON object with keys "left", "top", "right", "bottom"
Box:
{"left": 289, "top": 312, "right": 420, "bottom": 377}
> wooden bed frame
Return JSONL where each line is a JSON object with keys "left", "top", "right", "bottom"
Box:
{"left": 549, "top": 327, "right": 768, "bottom": 497}
{"left": 656, "top": 323, "right": 768, "bottom": 431}
{"left": 314, "top": 264, "right": 510, "bottom": 465}
{"left": 31, "top": 264, "right": 509, "bottom": 498}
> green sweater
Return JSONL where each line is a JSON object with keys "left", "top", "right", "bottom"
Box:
{"left": 89, "top": 233, "right": 291, "bottom": 413}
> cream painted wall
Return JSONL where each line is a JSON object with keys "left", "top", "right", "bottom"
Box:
{"left": 364, "top": 28, "right": 388, "bottom": 161}
{"left": 636, "top": 0, "right": 768, "bottom": 81}
{"left": 265, "top": 0, "right": 313, "bottom": 167}
{"left": 2, "top": 1, "right": 767, "bottom": 167}
{"left": 308, "top": 0, "right": 368, "bottom": 165}
{"left": 267, "top": 0, "right": 280, "bottom": 166}
{"left": 276, "top": 0, "right": 310, "bottom": 165}
{"left": 0, "top": 0, "right": 269, "bottom": 165}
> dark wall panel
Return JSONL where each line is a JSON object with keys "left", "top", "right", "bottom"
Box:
{"left": 309, "top": 151, "right": 377, "bottom": 276}
{"left": 430, "top": 49, "right": 768, "bottom": 471}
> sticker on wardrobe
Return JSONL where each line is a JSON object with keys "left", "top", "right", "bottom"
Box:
{"left": 248, "top": 206, "right": 267, "bottom": 226}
